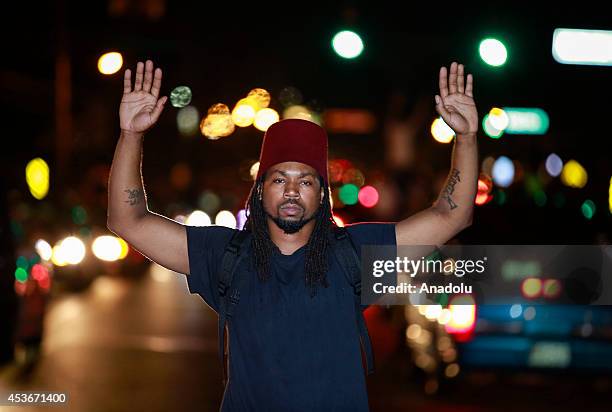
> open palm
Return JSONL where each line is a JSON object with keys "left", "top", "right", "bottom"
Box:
{"left": 120, "top": 60, "right": 167, "bottom": 134}
{"left": 435, "top": 62, "right": 478, "bottom": 136}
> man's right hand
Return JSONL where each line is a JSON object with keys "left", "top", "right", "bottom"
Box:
{"left": 120, "top": 60, "right": 168, "bottom": 135}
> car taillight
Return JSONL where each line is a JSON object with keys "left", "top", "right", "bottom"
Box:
{"left": 445, "top": 294, "right": 476, "bottom": 342}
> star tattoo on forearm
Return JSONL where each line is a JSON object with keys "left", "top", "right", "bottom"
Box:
{"left": 124, "top": 188, "right": 144, "bottom": 206}
{"left": 441, "top": 168, "right": 460, "bottom": 210}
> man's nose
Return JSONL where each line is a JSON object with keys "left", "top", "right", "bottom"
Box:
{"left": 283, "top": 182, "right": 300, "bottom": 198}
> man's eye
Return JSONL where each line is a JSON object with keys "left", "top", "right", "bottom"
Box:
{"left": 273, "top": 178, "right": 284, "bottom": 183}
{"left": 301, "top": 181, "right": 312, "bottom": 186}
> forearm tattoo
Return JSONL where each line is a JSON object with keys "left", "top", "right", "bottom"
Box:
{"left": 441, "top": 169, "right": 460, "bottom": 210}
{"left": 124, "top": 188, "right": 144, "bottom": 206}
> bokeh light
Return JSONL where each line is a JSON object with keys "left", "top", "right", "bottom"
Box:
{"left": 200, "top": 103, "right": 235, "bottom": 139}
{"left": 488, "top": 107, "right": 509, "bottom": 130}
{"left": 92, "top": 235, "right": 123, "bottom": 262}
{"left": 479, "top": 38, "right": 507, "bottom": 66}
{"left": 215, "top": 210, "right": 237, "bottom": 228}
{"left": 236, "top": 209, "right": 247, "bottom": 230}
{"left": 51, "top": 244, "right": 68, "bottom": 267}
{"left": 332, "top": 30, "right": 364, "bottom": 59}
{"left": 177, "top": 106, "right": 200, "bottom": 136}
{"left": 98, "top": 52, "right": 123, "bottom": 75}
{"left": 283, "top": 105, "right": 313, "bottom": 122}
{"left": 118, "top": 238, "right": 129, "bottom": 260}
{"left": 542, "top": 279, "right": 562, "bottom": 298}
{"left": 482, "top": 114, "right": 504, "bottom": 139}
{"left": 26, "top": 157, "right": 50, "bottom": 200}
{"left": 170, "top": 163, "right": 192, "bottom": 190}
{"left": 561, "top": 160, "right": 588, "bottom": 188}
{"left": 504, "top": 108, "right": 549, "bottom": 135}
{"left": 481, "top": 156, "right": 495, "bottom": 176}
{"left": 71, "top": 206, "right": 87, "bottom": 225}
{"left": 552, "top": 28, "right": 612, "bottom": 66}
{"left": 170, "top": 86, "right": 192, "bottom": 108}
{"left": 509, "top": 304, "right": 522, "bottom": 319}
{"left": 56, "top": 236, "right": 86, "bottom": 265}
{"left": 339, "top": 184, "right": 359, "bottom": 205}
{"left": 534, "top": 190, "right": 547, "bottom": 207}
{"left": 545, "top": 153, "right": 563, "bottom": 177}
{"left": 492, "top": 156, "right": 515, "bottom": 187}
{"left": 445, "top": 295, "right": 476, "bottom": 334}
{"left": 524, "top": 306, "right": 536, "bottom": 321}
{"left": 247, "top": 88, "right": 271, "bottom": 108}
{"left": 31, "top": 264, "right": 48, "bottom": 282}
{"left": 186, "top": 210, "right": 211, "bottom": 226}
{"left": 581, "top": 199, "right": 596, "bottom": 219}
{"left": 232, "top": 98, "right": 257, "bottom": 127}
{"left": 198, "top": 190, "right": 221, "bottom": 214}
{"left": 254, "top": 108, "right": 280, "bottom": 131}
{"left": 341, "top": 168, "right": 365, "bottom": 187}
{"left": 358, "top": 186, "right": 379, "bottom": 208}
{"left": 609, "top": 177, "right": 612, "bottom": 214}
{"left": 430, "top": 117, "right": 455, "bottom": 143}
{"left": 521, "top": 277, "right": 542, "bottom": 298}
{"left": 35, "top": 239, "right": 53, "bottom": 261}
{"left": 15, "top": 267, "right": 28, "bottom": 283}
{"left": 475, "top": 176, "right": 494, "bottom": 206}
{"left": 250, "top": 162, "right": 260, "bottom": 181}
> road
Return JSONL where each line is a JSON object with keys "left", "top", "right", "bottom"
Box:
{"left": 1, "top": 263, "right": 610, "bottom": 411}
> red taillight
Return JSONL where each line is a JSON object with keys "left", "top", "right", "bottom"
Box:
{"left": 445, "top": 294, "right": 476, "bottom": 341}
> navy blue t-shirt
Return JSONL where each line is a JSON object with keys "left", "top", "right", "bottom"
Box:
{"left": 186, "top": 222, "right": 396, "bottom": 411}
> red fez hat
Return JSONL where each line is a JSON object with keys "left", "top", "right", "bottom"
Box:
{"left": 256, "top": 119, "right": 329, "bottom": 184}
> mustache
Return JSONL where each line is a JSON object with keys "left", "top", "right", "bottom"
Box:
{"left": 279, "top": 200, "right": 304, "bottom": 209}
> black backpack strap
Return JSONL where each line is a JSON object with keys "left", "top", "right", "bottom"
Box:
{"left": 217, "top": 230, "right": 250, "bottom": 386}
{"left": 331, "top": 226, "right": 375, "bottom": 375}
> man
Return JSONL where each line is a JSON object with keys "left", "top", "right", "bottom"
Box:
{"left": 107, "top": 60, "right": 478, "bottom": 410}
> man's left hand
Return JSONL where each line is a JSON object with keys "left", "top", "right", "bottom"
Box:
{"left": 435, "top": 62, "right": 478, "bottom": 136}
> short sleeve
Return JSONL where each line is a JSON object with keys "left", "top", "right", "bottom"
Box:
{"left": 344, "top": 222, "right": 397, "bottom": 311}
{"left": 185, "top": 225, "right": 237, "bottom": 313}
{"left": 344, "top": 222, "right": 397, "bottom": 250}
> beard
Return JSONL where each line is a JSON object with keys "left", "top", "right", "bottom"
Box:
{"left": 266, "top": 201, "right": 317, "bottom": 234}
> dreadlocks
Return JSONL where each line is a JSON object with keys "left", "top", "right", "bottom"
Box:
{"left": 244, "top": 175, "right": 336, "bottom": 297}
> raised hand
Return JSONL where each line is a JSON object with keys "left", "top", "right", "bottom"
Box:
{"left": 120, "top": 60, "right": 168, "bottom": 134}
{"left": 435, "top": 62, "right": 478, "bottom": 136}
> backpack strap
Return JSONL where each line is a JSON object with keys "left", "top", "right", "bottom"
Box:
{"left": 331, "top": 226, "right": 375, "bottom": 375}
{"left": 217, "top": 230, "right": 251, "bottom": 386}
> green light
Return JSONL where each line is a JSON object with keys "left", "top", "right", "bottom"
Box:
{"left": 553, "top": 193, "right": 565, "bottom": 208}
{"left": 534, "top": 190, "right": 547, "bottom": 207}
{"left": 10, "top": 220, "right": 23, "bottom": 240}
{"left": 15, "top": 267, "right": 28, "bottom": 283}
{"left": 339, "top": 184, "right": 359, "bottom": 205}
{"left": 495, "top": 189, "right": 507, "bottom": 205}
{"left": 482, "top": 114, "right": 504, "bottom": 139}
{"left": 30, "top": 254, "right": 40, "bottom": 266}
{"left": 437, "top": 293, "right": 448, "bottom": 306}
{"left": 553, "top": 28, "right": 612, "bottom": 66}
{"left": 72, "top": 206, "right": 88, "bottom": 225}
{"left": 16, "top": 255, "right": 29, "bottom": 270}
{"left": 332, "top": 30, "right": 364, "bottom": 59}
{"left": 503, "top": 107, "right": 549, "bottom": 135}
{"left": 525, "top": 175, "right": 541, "bottom": 195}
{"left": 479, "top": 38, "right": 508, "bottom": 67}
{"left": 581, "top": 200, "right": 596, "bottom": 220}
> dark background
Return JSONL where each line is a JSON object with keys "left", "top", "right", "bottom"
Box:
{"left": 0, "top": 2, "right": 611, "bottom": 410}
